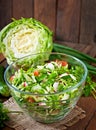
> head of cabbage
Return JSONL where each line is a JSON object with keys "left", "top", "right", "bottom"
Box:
{"left": 0, "top": 18, "right": 53, "bottom": 65}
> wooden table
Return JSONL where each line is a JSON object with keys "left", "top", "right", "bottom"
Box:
{"left": 0, "top": 42, "right": 96, "bottom": 130}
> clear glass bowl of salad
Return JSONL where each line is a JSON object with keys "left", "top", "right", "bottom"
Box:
{"left": 4, "top": 52, "right": 88, "bottom": 123}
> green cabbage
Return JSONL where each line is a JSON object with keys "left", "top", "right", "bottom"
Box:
{"left": 0, "top": 18, "right": 53, "bottom": 64}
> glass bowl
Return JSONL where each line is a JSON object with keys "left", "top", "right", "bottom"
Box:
{"left": 4, "top": 52, "right": 88, "bottom": 123}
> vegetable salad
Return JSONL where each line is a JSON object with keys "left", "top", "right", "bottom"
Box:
{"left": 10, "top": 60, "right": 83, "bottom": 95}
{"left": 7, "top": 58, "right": 85, "bottom": 123}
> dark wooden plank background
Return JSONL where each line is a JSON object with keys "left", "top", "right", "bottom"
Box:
{"left": 80, "top": 0, "right": 96, "bottom": 45}
{"left": 0, "top": 0, "right": 12, "bottom": 30}
{"left": 0, "top": 0, "right": 96, "bottom": 44}
{"left": 13, "top": 0, "right": 34, "bottom": 18}
{"left": 34, "top": 0, "right": 56, "bottom": 34}
{"left": 56, "top": 0, "right": 81, "bottom": 43}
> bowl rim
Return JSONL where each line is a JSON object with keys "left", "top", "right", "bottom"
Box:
{"left": 4, "top": 52, "right": 88, "bottom": 96}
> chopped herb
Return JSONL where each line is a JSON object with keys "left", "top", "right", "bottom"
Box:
{"left": 0, "top": 102, "right": 9, "bottom": 128}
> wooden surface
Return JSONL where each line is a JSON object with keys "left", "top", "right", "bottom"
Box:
{"left": 0, "top": 42, "right": 96, "bottom": 130}
{"left": 0, "top": 0, "right": 12, "bottom": 30}
{"left": 34, "top": 0, "right": 56, "bottom": 34}
{"left": 80, "top": 0, "right": 96, "bottom": 45}
{"left": 13, "top": 0, "right": 34, "bottom": 18}
{"left": 0, "top": 0, "right": 96, "bottom": 44}
{"left": 56, "top": 0, "right": 81, "bottom": 43}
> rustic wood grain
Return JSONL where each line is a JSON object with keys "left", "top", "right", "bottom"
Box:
{"left": 86, "top": 111, "right": 96, "bottom": 130}
{"left": 67, "top": 96, "right": 96, "bottom": 130}
{"left": 55, "top": 40, "right": 96, "bottom": 57}
{"left": 56, "top": 0, "right": 81, "bottom": 43}
{"left": 12, "top": 0, "right": 34, "bottom": 19}
{"left": 2, "top": 127, "right": 14, "bottom": 130}
{"left": 34, "top": 0, "right": 56, "bottom": 35}
{"left": 80, "top": 0, "right": 96, "bottom": 45}
{"left": 73, "top": 44, "right": 88, "bottom": 52}
{"left": 88, "top": 47, "right": 96, "bottom": 58}
{"left": 0, "top": 0, "right": 12, "bottom": 30}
